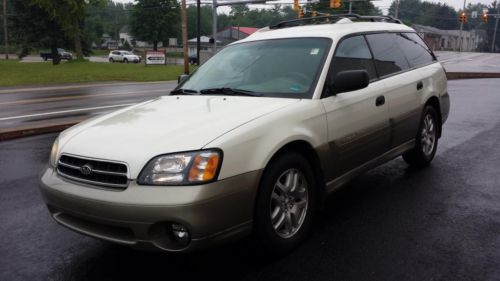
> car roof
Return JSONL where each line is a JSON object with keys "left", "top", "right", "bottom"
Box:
{"left": 237, "top": 21, "right": 415, "bottom": 44}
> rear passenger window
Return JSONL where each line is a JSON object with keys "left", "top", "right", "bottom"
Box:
{"left": 365, "top": 33, "right": 410, "bottom": 77}
{"left": 331, "top": 36, "right": 377, "bottom": 81}
{"left": 396, "top": 33, "right": 435, "bottom": 67}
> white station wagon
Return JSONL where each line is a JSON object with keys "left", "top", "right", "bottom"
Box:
{"left": 40, "top": 14, "right": 450, "bottom": 253}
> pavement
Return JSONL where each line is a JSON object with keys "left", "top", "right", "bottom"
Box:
{"left": 0, "top": 81, "right": 177, "bottom": 140}
{"left": 1, "top": 79, "right": 500, "bottom": 280}
{"left": 434, "top": 51, "right": 500, "bottom": 73}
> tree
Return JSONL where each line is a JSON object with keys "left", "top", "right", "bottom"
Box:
{"left": 85, "top": 0, "right": 131, "bottom": 47}
{"left": 186, "top": 5, "right": 212, "bottom": 39}
{"left": 32, "top": 0, "right": 103, "bottom": 60}
{"left": 10, "top": 0, "right": 72, "bottom": 64}
{"left": 130, "top": 0, "right": 180, "bottom": 50}
{"left": 388, "top": 0, "right": 458, "bottom": 30}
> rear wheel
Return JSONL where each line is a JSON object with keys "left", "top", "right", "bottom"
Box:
{"left": 255, "top": 152, "right": 316, "bottom": 254}
{"left": 124, "top": 58, "right": 128, "bottom": 64}
{"left": 403, "top": 105, "right": 439, "bottom": 167}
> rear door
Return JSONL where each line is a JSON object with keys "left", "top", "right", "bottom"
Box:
{"left": 365, "top": 33, "right": 425, "bottom": 148}
{"left": 321, "top": 35, "right": 390, "bottom": 177}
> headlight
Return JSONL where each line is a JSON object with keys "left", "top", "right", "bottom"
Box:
{"left": 137, "top": 149, "right": 222, "bottom": 185}
{"left": 49, "top": 137, "right": 59, "bottom": 168}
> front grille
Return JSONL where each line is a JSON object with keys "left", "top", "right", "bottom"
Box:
{"left": 57, "top": 154, "right": 129, "bottom": 189}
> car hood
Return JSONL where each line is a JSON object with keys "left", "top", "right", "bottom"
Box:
{"left": 59, "top": 95, "right": 299, "bottom": 178}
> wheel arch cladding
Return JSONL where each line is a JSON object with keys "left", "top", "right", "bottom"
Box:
{"left": 258, "top": 140, "right": 326, "bottom": 203}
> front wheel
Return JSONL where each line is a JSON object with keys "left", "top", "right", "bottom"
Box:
{"left": 254, "top": 152, "right": 317, "bottom": 254}
{"left": 403, "top": 105, "right": 439, "bottom": 167}
{"left": 124, "top": 58, "right": 128, "bottom": 64}
{"left": 109, "top": 58, "right": 114, "bottom": 63}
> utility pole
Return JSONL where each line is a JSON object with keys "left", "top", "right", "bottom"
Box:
{"left": 212, "top": 0, "right": 217, "bottom": 53}
{"left": 459, "top": 0, "right": 466, "bottom": 52}
{"left": 349, "top": 0, "right": 352, "bottom": 14}
{"left": 181, "top": 0, "right": 189, "bottom": 74}
{"left": 3, "top": 0, "right": 8, "bottom": 59}
{"left": 394, "top": 0, "right": 399, "bottom": 18}
{"left": 196, "top": 0, "right": 201, "bottom": 66}
{"left": 492, "top": 1, "right": 499, "bottom": 53}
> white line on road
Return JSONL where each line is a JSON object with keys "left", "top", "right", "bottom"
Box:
{"left": 0, "top": 81, "right": 176, "bottom": 94}
{"left": 0, "top": 103, "right": 135, "bottom": 121}
{"left": 0, "top": 88, "right": 173, "bottom": 106}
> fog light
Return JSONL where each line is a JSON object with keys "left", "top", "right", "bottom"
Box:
{"left": 171, "top": 223, "right": 190, "bottom": 246}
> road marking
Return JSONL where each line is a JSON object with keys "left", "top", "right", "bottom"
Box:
{"left": 0, "top": 81, "right": 176, "bottom": 94}
{"left": 0, "top": 88, "right": 173, "bottom": 106}
{"left": 0, "top": 103, "right": 135, "bottom": 121}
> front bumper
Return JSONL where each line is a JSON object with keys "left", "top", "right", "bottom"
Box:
{"left": 39, "top": 167, "right": 262, "bottom": 252}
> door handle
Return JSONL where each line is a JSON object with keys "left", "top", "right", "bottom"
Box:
{"left": 417, "top": 81, "right": 423, "bottom": 90}
{"left": 375, "top": 95, "right": 385, "bottom": 107}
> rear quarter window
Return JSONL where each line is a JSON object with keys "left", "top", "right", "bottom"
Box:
{"left": 365, "top": 33, "right": 410, "bottom": 77}
{"left": 396, "top": 33, "right": 436, "bottom": 67}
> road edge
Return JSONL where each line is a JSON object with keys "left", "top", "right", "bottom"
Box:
{"left": 0, "top": 121, "right": 79, "bottom": 141}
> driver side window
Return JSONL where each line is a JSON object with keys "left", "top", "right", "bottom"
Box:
{"left": 331, "top": 35, "right": 377, "bottom": 82}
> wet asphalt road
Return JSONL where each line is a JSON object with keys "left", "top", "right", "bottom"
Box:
{"left": 1, "top": 79, "right": 500, "bottom": 281}
{"left": 0, "top": 81, "right": 177, "bottom": 131}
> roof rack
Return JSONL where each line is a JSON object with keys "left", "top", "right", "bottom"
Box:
{"left": 269, "top": 13, "right": 402, "bottom": 29}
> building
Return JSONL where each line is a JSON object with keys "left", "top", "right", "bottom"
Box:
{"left": 187, "top": 36, "right": 222, "bottom": 57}
{"left": 187, "top": 26, "right": 259, "bottom": 61}
{"left": 413, "top": 24, "right": 485, "bottom": 52}
{"left": 215, "top": 26, "right": 259, "bottom": 45}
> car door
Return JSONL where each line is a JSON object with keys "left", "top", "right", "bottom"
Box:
{"left": 365, "top": 33, "right": 426, "bottom": 148}
{"left": 321, "top": 35, "right": 390, "bottom": 177}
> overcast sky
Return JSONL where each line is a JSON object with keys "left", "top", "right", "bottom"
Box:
{"left": 114, "top": 0, "right": 496, "bottom": 14}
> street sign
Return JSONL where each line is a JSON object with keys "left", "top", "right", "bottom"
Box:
{"left": 145, "top": 51, "right": 166, "bottom": 65}
{"left": 471, "top": 11, "right": 478, "bottom": 18}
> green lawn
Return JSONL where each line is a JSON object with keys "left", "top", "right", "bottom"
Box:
{"left": 0, "top": 60, "right": 191, "bottom": 87}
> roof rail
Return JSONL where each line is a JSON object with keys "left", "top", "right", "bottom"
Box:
{"left": 269, "top": 13, "right": 402, "bottom": 29}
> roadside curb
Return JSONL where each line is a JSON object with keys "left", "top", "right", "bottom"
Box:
{"left": 446, "top": 72, "right": 500, "bottom": 80}
{"left": 0, "top": 121, "right": 80, "bottom": 142}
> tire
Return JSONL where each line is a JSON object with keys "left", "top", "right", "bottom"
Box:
{"left": 124, "top": 58, "right": 128, "bottom": 64}
{"left": 254, "top": 152, "right": 317, "bottom": 254}
{"left": 109, "top": 58, "right": 114, "bottom": 63}
{"left": 403, "top": 105, "right": 439, "bottom": 167}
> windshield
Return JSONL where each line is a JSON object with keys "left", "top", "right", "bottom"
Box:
{"left": 177, "top": 38, "right": 331, "bottom": 99}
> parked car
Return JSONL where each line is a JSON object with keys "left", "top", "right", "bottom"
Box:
{"left": 40, "top": 15, "right": 450, "bottom": 253}
{"left": 108, "top": 50, "right": 141, "bottom": 63}
{"left": 40, "top": 48, "right": 73, "bottom": 61}
{"left": 188, "top": 55, "right": 198, "bottom": 64}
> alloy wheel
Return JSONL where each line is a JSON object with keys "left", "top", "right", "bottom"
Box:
{"left": 270, "top": 168, "right": 309, "bottom": 239}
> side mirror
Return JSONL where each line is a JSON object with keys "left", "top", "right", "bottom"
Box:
{"left": 178, "top": 74, "right": 189, "bottom": 84}
{"left": 331, "top": 70, "right": 369, "bottom": 95}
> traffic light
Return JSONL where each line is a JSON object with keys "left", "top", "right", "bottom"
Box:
{"left": 482, "top": 13, "right": 488, "bottom": 23}
{"left": 294, "top": 0, "right": 299, "bottom": 11}
{"left": 312, "top": 10, "right": 318, "bottom": 17}
{"left": 298, "top": 7, "right": 304, "bottom": 18}
{"left": 459, "top": 12, "right": 467, "bottom": 23}
{"left": 330, "top": 0, "right": 341, "bottom": 9}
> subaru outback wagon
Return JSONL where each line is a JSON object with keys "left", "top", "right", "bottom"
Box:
{"left": 40, "top": 14, "right": 450, "bottom": 253}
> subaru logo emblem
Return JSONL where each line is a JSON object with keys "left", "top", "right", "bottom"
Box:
{"left": 81, "top": 164, "right": 92, "bottom": 176}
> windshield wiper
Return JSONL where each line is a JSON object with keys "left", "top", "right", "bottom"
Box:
{"left": 170, "top": 88, "right": 198, "bottom": 95}
{"left": 199, "top": 88, "right": 262, "bottom": 97}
